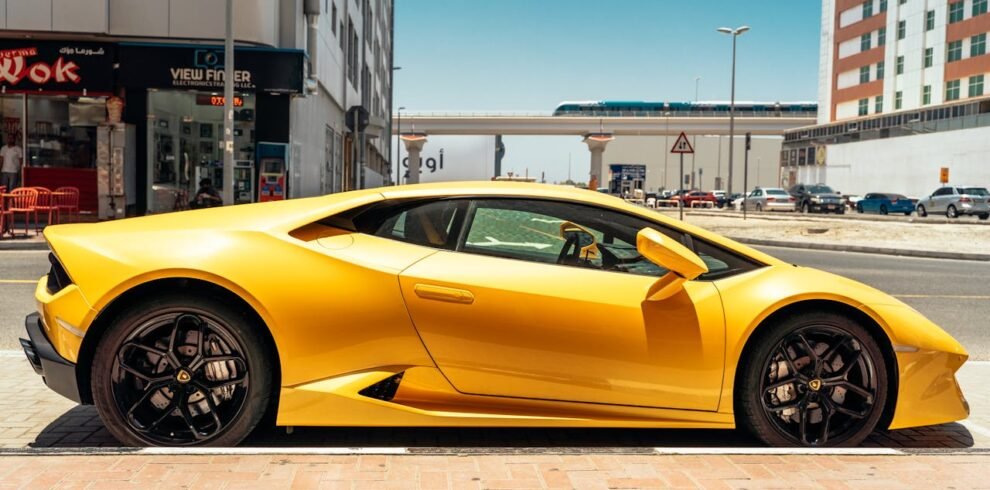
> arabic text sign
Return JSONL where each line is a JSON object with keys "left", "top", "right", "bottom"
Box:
{"left": 0, "top": 41, "right": 113, "bottom": 93}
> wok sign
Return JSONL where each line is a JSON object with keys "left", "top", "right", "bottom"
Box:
{"left": 0, "top": 41, "right": 113, "bottom": 93}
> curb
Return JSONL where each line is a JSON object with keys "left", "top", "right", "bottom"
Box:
{"left": 0, "top": 241, "right": 48, "bottom": 251}
{"left": 734, "top": 237, "right": 990, "bottom": 262}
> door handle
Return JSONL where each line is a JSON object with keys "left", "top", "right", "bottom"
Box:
{"left": 413, "top": 284, "right": 475, "bottom": 304}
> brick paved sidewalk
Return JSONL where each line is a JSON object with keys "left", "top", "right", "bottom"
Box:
{"left": 1, "top": 453, "right": 990, "bottom": 489}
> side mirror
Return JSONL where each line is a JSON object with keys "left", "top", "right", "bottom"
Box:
{"left": 559, "top": 221, "right": 599, "bottom": 260}
{"left": 636, "top": 228, "right": 709, "bottom": 301}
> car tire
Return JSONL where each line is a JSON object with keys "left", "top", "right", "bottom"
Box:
{"left": 879, "top": 205, "right": 887, "bottom": 215}
{"left": 947, "top": 205, "right": 958, "bottom": 219}
{"left": 917, "top": 205, "right": 927, "bottom": 217}
{"left": 91, "top": 294, "right": 274, "bottom": 447}
{"left": 737, "top": 311, "right": 888, "bottom": 447}
{"left": 904, "top": 212, "right": 912, "bottom": 216}
{"left": 980, "top": 214, "right": 989, "bottom": 221}
{"left": 856, "top": 204, "right": 863, "bottom": 213}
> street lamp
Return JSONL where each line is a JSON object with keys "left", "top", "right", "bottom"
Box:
{"left": 395, "top": 106, "right": 406, "bottom": 185}
{"left": 717, "top": 25, "right": 749, "bottom": 196}
{"left": 389, "top": 67, "right": 401, "bottom": 185}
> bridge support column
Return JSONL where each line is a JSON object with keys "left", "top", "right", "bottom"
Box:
{"left": 400, "top": 133, "right": 428, "bottom": 184}
{"left": 583, "top": 133, "right": 614, "bottom": 191}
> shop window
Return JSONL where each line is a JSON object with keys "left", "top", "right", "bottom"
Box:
{"left": 972, "top": 34, "right": 987, "bottom": 57}
{"left": 947, "top": 41, "right": 962, "bottom": 62}
{"left": 147, "top": 91, "right": 256, "bottom": 213}
{"left": 946, "top": 80, "right": 961, "bottom": 101}
{"left": 970, "top": 75, "right": 985, "bottom": 97}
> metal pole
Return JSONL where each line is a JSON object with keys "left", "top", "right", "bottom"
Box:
{"left": 222, "top": 0, "right": 235, "bottom": 205}
{"left": 743, "top": 136, "right": 749, "bottom": 221}
{"left": 663, "top": 112, "right": 670, "bottom": 190}
{"left": 678, "top": 153, "right": 685, "bottom": 221}
{"left": 727, "top": 33, "right": 737, "bottom": 197}
{"left": 395, "top": 110, "right": 401, "bottom": 185}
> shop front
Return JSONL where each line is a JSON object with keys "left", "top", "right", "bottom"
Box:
{"left": 0, "top": 41, "right": 115, "bottom": 213}
{"left": 116, "top": 43, "right": 304, "bottom": 214}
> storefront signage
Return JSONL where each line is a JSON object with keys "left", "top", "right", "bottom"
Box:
{"left": 118, "top": 43, "right": 304, "bottom": 94}
{"left": 196, "top": 94, "right": 244, "bottom": 107}
{"left": 0, "top": 41, "right": 113, "bottom": 93}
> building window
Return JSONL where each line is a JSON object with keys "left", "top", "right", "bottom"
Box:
{"left": 878, "top": 27, "right": 887, "bottom": 46}
{"left": 331, "top": 3, "right": 338, "bottom": 35}
{"left": 949, "top": 2, "right": 964, "bottom": 23}
{"left": 972, "top": 34, "right": 987, "bottom": 57}
{"left": 858, "top": 98, "right": 869, "bottom": 116}
{"left": 923, "top": 85, "right": 932, "bottom": 104}
{"left": 880, "top": 0, "right": 888, "bottom": 12}
{"left": 926, "top": 10, "right": 936, "bottom": 30}
{"left": 864, "top": 0, "right": 874, "bottom": 17}
{"left": 898, "top": 0, "right": 906, "bottom": 3}
{"left": 877, "top": 61, "right": 885, "bottom": 79}
{"left": 925, "top": 46, "right": 935, "bottom": 67}
{"left": 975, "top": 0, "right": 988, "bottom": 16}
{"left": 946, "top": 79, "right": 961, "bottom": 101}
{"left": 897, "top": 20, "right": 906, "bottom": 40}
{"left": 896, "top": 55, "right": 905, "bottom": 74}
{"left": 875, "top": 95, "right": 884, "bottom": 113}
{"left": 970, "top": 75, "right": 985, "bottom": 96}
{"left": 948, "top": 41, "right": 962, "bottom": 62}
{"left": 861, "top": 33, "right": 872, "bottom": 52}
{"left": 895, "top": 91, "right": 903, "bottom": 109}
{"left": 860, "top": 65, "right": 871, "bottom": 84}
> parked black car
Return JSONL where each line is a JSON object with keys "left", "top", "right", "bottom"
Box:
{"left": 788, "top": 184, "right": 845, "bottom": 214}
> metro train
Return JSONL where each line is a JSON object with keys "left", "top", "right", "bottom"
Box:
{"left": 552, "top": 100, "right": 818, "bottom": 117}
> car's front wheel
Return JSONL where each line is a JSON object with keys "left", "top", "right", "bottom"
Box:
{"left": 947, "top": 205, "right": 959, "bottom": 219}
{"left": 917, "top": 205, "right": 928, "bottom": 217}
{"left": 737, "top": 311, "right": 888, "bottom": 447}
{"left": 91, "top": 294, "right": 273, "bottom": 446}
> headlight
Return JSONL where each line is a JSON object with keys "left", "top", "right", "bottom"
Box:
{"left": 811, "top": 197, "right": 822, "bottom": 203}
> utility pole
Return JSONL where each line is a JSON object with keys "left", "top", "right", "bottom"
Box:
{"left": 743, "top": 132, "right": 751, "bottom": 220}
{"left": 222, "top": 0, "right": 235, "bottom": 204}
{"left": 718, "top": 26, "right": 750, "bottom": 197}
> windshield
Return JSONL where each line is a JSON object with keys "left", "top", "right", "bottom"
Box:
{"left": 963, "top": 187, "right": 990, "bottom": 196}
{"left": 807, "top": 185, "right": 835, "bottom": 194}
{"left": 766, "top": 189, "right": 789, "bottom": 196}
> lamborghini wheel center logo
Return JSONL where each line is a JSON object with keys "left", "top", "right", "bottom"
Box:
{"left": 808, "top": 379, "right": 822, "bottom": 391}
{"left": 176, "top": 369, "right": 192, "bottom": 384}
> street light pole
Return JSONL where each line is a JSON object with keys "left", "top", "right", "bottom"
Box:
{"left": 718, "top": 25, "right": 749, "bottom": 197}
{"left": 222, "top": 0, "right": 235, "bottom": 205}
{"left": 692, "top": 76, "right": 700, "bottom": 189}
{"left": 389, "top": 67, "right": 401, "bottom": 185}
{"left": 395, "top": 106, "right": 405, "bottom": 185}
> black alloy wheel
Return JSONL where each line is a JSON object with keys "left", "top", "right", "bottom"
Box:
{"left": 92, "top": 296, "right": 273, "bottom": 446}
{"left": 738, "top": 312, "right": 888, "bottom": 447}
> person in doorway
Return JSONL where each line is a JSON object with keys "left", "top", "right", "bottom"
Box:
{"left": 0, "top": 135, "right": 23, "bottom": 190}
{"left": 190, "top": 178, "right": 223, "bottom": 209}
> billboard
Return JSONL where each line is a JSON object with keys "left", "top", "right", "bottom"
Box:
{"left": 394, "top": 135, "right": 496, "bottom": 183}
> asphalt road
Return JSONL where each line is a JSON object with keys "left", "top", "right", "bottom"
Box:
{"left": 1, "top": 247, "right": 988, "bottom": 359}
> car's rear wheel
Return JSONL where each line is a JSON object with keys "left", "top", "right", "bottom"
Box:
{"left": 917, "top": 205, "right": 927, "bottom": 217}
{"left": 980, "top": 213, "right": 989, "bottom": 221}
{"left": 92, "top": 295, "right": 273, "bottom": 447}
{"left": 737, "top": 311, "right": 888, "bottom": 447}
{"left": 879, "top": 205, "right": 888, "bottom": 215}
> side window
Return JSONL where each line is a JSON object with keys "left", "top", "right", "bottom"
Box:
{"left": 460, "top": 199, "right": 757, "bottom": 279}
{"left": 373, "top": 200, "right": 464, "bottom": 249}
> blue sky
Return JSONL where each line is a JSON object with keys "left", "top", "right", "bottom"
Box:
{"left": 392, "top": 0, "right": 822, "bottom": 182}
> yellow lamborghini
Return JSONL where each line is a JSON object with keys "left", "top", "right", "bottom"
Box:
{"left": 21, "top": 182, "right": 968, "bottom": 447}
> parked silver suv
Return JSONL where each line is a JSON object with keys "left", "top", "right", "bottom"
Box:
{"left": 917, "top": 186, "right": 990, "bottom": 220}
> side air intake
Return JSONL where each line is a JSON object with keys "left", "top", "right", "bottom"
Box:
{"left": 358, "top": 372, "right": 404, "bottom": 401}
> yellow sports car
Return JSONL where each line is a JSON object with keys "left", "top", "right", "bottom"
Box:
{"left": 21, "top": 182, "right": 968, "bottom": 447}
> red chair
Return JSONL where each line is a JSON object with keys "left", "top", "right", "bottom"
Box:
{"left": 54, "top": 186, "right": 80, "bottom": 222}
{"left": 32, "top": 187, "right": 61, "bottom": 232}
{"left": 7, "top": 188, "right": 38, "bottom": 237}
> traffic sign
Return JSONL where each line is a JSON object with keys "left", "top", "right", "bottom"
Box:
{"left": 940, "top": 167, "right": 949, "bottom": 184}
{"left": 670, "top": 132, "right": 694, "bottom": 154}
